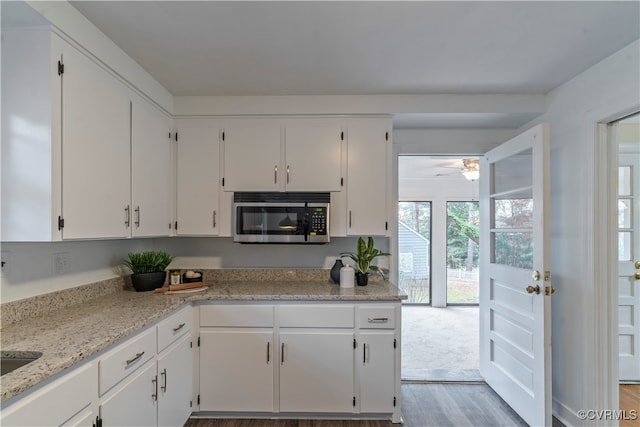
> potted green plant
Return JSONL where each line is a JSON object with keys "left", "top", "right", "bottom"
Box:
{"left": 122, "top": 250, "right": 174, "bottom": 292}
{"left": 341, "top": 236, "right": 390, "bottom": 286}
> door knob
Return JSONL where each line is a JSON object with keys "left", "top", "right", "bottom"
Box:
{"left": 526, "top": 285, "right": 540, "bottom": 294}
{"left": 532, "top": 270, "right": 541, "bottom": 281}
{"left": 635, "top": 261, "right": 640, "bottom": 269}
{"left": 545, "top": 286, "right": 556, "bottom": 295}
{"left": 635, "top": 272, "right": 640, "bottom": 280}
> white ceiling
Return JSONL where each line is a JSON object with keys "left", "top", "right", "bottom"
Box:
{"left": 61, "top": 1, "right": 640, "bottom": 128}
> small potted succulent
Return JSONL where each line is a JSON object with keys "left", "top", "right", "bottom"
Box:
{"left": 341, "top": 236, "right": 390, "bottom": 286}
{"left": 122, "top": 250, "right": 174, "bottom": 292}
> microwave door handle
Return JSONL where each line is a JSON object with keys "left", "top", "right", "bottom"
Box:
{"left": 303, "top": 205, "right": 309, "bottom": 242}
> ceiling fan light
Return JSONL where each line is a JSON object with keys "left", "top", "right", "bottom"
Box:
{"left": 462, "top": 168, "right": 479, "bottom": 181}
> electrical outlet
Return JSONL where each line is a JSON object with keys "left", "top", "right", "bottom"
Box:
{"left": 1, "top": 251, "right": 10, "bottom": 278}
{"left": 53, "top": 252, "right": 70, "bottom": 275}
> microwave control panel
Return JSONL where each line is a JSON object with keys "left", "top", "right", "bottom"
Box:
{"left": 308, "top": 208, "right": 327, "bottom": 235}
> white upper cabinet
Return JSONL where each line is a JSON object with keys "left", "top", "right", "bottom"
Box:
{"left": 131, "top": 97, "right": 172, "bottom": 237}
{"left": 222, "top": 120, "right": 343, "bottom": 192}
{"left": 284, "top": 126, "right": 342, "bottom": 191}
{"left": 1, "top": 25, "right": 172, "bottom": 241}
{"left": 223, "top": 126, "right": 282, "bottom": 192}
{"left": 331, "top": 118, "right": 391, "bottom": 237}
{"left": 60, "top": 40, "right": 131, "bottom": 239}
{"left": 175, "top": 124, "right": 221, "bottom": 236}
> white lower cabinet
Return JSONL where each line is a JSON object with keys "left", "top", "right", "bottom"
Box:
{"left": 199, "top": 330, "right": 274, "bottom": 412}
{"left": 97, "top": 306, "right": 193, "bottom": 427}
{"left": 196, "top": 302, "right": 400, "bottom": 420}
{"left": 279, "top": 330, "right": 354, "bottom": 413}
{"left": 157, "top": 334, "right": 193, "bottom": 427}
{"left": 99, "top": 360, "right": 157, "bottom": 427}
{"left": 359, "top": 331, "right": 396, "bottom": 413}
{"left": 0, "top": 361, "right": 98, "bottom": 427}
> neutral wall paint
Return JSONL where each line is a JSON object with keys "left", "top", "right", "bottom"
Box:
{"left": 519, "top": 39, "right": 640, "bottom": 427}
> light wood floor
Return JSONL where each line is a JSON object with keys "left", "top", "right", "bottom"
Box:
{"left": 620, "top": 384, "right": 640, "bottom": 427}
{"left": 184, "top": 383, "right": 527, "bottom": 427}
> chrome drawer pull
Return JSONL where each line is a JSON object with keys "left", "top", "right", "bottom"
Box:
{"left": 126, "top": 351, "right": 145, "bottom": 366}
{"left": 367, "top": 317, "right": 389, "bottom": 323}
{"left": 173, "top": 323, "right": 186, "bottom": 333}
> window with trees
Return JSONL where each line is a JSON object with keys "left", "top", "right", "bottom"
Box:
{"left": 398, "top": 202, "right": 431, "bottom": 304}
{"left": 446, "top": 202, "right": 479, "bottom": 304}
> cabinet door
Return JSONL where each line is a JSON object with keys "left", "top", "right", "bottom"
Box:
{"left": 199, "top": 330, "right": 274, "bottom": 412}
{"left": 222, "top": 127, "right": 281, "bottom": 191}
{"left": 61, "top": 42, "right": 131, "bottom": 239}
{"left": 359, "top": 331, "right": 396, "bottom": 413}
{"left": 175, "top": 126, "right": 220, "bottom": 235}
{"left": 99, "top": 361, "right": 157, "bottom": 427}
{"left": 131, "top": 98, "right": 171, "bottom": 237}
{"left": 284, "top": 126, "right": 342, "bottom": 191}
{"left": 279, "top": 331, "right": 354, "bottom": 413}
{"left": 157, "top": 334, "right": 193, "bottom": 427}
{"left": 346, "top": 124, "right": 389, "bottom": 236}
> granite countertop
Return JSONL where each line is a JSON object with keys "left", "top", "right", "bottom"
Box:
{"left": 1, "top": 278, "right": 406, "bottom": 404}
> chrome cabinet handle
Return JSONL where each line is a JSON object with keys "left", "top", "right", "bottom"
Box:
{"left": 363, "top": 343, "right": 367, "bottom": 365}
{"left": 172, "top": 323, "right": 185, "bottom": 333}
{"left": 134, "top": 206, "right": 140, "bottom": 228}
{"left": 160, "top": 368, "right": 167, "bottom": 392}
{"left": 266, "top": 342, "right": 270, "bottom": 364}
{"left": 281, "top": 343, "right": 285, "bottom": 365}
{"left": 286, "top": 165, "right": 290, "bottom": 184}
{"left": 367, "top": 317, "right": 389, "bottom": 323}
{"left": 124, "top": 205, "right": 130, "bottom": 227}
{"left": 349, "top": 210, "right": 352, "bottom": 228}
{"left": 152, "top": 375, "right": 158, "bottom": 401}
{"left": 213, "top": 210, "right": 217, "bottom": 228}
{"left": 274, "top": 165, "right": 278, "bottom": 184}
{"left": 125, "top": 351, "right": 144, "bottom": 366}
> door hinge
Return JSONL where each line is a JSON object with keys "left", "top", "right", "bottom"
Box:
{"left": 175, "top": 132, "right": 178, "bottom": 142}
{"left": 222, "top": 131, "right": 225, "bottom": 141}
{"left": 58, "top": 216, "right": 65, "bottom": 230}
{"left": 95, "top": 416, "right": 103, "bottom": 427}
{"left": 353, "top": 338, "right": 357, "bottom": 349}
{"left": 393, "top": 396, "right": 397, "bottom": 407}
{"left": 190, "top": 341, "right": 193, "bottom": 348}
{"left": 385, "top": 131, "right": 389, "bottom": 141}
{"left": 198, "top": 336, "right": 201, "bottom": 347}
{"left": 353, "top": 396, "right": 356, "bottom": 407}
{"left": 57, "top": 60, "right": 64, "bottom": 75}
{"left": 341, "top": 131, "right": 344, "bottom": 141}
{"left": 197, "top": 394, "right": 201, "bottom": 405}
{"left": 222, "top": 177, "right": 225, "bottom": 187}
{"left": 168, "top": 132, "right": 172, "bottom": 140}
{"left": 190, "top": 400, "right": 193, "bottom": 408}
{"left": 341, "top": 177, "right": 344, "bottom": 186}
{"left": 385, "top": 221, "right": 388, "bottom": 231}
{"left": 394, "top": 338, "right": 397, "bottom": 349}
{"left": 174, "top": 221, "right": 178, "bottom": 230}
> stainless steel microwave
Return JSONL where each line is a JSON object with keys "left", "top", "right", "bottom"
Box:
{"left": 233, "top": 192, "right": 330, "bottom": 244}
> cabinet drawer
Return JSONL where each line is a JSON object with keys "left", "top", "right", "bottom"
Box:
{"left": 99, "top": 327, "right": 156, "bottom": 395}
{"left": 158, "top": 306, "right": 192, "bottom": 353}
{"left": 200, "top": 304, "right": 274, "bottom": 327}
{"left": 358, "top": 306, "right": 396, "bottom": 329}
{"left": 279, "top": 305, "right": 354, "bottom": 328}
{"left": 1, "top": 361, "right": 97, "bottom": 427}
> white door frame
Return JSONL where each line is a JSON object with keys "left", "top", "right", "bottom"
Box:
{"left": 590, "top": 103, "right": 639, "bottom": 419}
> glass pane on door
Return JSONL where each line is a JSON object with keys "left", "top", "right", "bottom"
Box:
{"left": 447, "top": 201, "right": 479, "bottom": 304}
{"left": 398, "top": 201, "right": 431, "bottom": 304}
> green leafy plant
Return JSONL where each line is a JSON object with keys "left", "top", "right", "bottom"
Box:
{"left": 341, "top": 236, "right": 390, "bottom": 278}
{"left": 122, "top": 250, "right": 174, "bottom": 274}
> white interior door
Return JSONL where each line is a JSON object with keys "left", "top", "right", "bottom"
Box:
{"left": 618, "top": 140, "right": 640, "bottom": 381}
{"left": 479, "top": 123, "right": 551, "bottom": 427}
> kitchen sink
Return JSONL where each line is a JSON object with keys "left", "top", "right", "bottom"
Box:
{"left": 1, "top": 351, "right": 43, "bottom": 376}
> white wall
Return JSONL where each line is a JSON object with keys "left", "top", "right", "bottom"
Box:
{"left": 520, "top": 39, "right": 640, "bottom": 426}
